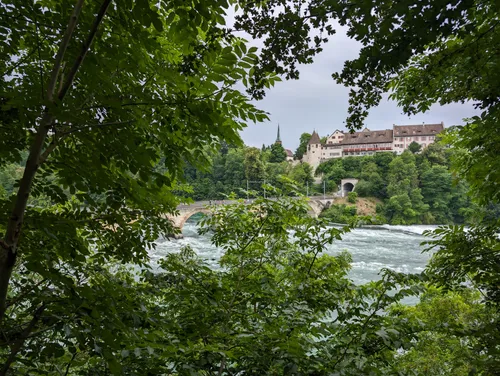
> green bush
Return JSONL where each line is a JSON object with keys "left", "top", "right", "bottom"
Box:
{"left": 354, "top": 180, "right": 372, "bottom": 197}
{"left": 320, "top": 204, "right": 357, "bottom": 223}
{"left": 347, "top": 191, "right": 358, "bottom": 203}
{"left": 345, "top": 205, "right": 357, "bottom": 216}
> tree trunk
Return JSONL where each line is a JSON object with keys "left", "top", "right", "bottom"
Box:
{"left": 0, "top": 113, "right": 52, "bottom": 321}
{"left": 0, "top": 0, "right": 113, "bottom": 323}
{"left": 0, "top": 0, "right": 108, "bottom": 323}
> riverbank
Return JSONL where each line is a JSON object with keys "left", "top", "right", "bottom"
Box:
{"left": 319, "top": 196, "right": 382, "bottom": 223}
{"left": 320, "top": 196, "right": 467, "bottom": 226}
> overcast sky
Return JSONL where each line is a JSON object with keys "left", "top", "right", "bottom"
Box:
{"left": 238, "top": 25, "right": 478, "bottom": 152}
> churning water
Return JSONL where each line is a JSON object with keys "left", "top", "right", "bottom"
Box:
{"left": 152, "top": 214, "right": 435, "bottom": 286}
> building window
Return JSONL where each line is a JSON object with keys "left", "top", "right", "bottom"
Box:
{"left": 421, "top": 136, "right": 426, "bottom": 141}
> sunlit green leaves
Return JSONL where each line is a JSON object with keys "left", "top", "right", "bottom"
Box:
{"left": 0, "top": 0, "right": 274, "bottom": 373}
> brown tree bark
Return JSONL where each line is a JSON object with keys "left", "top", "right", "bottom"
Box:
{"left": 0, "top": 0, "right": 113, "bottom": 323}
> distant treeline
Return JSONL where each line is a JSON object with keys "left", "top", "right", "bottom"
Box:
{"left": 173, "top": 143, "right": 316, "bottom": 201}
{"left": 2, "top": 142, "right": 497, "bottom": 226}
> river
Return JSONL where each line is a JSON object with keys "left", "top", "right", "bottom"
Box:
{"left": 153, "top": 214, "right": 436, "bottom": 286}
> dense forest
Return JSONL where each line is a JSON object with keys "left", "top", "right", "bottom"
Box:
{"left": 316, "top": 141, "right": 487, "bottom": 225}
{"left": 172, "top": 138, "right": 490, "bottom": 226}
{"left": 177, "top": 142, "right": 315, "bottom": 200}
{"left": 0, "top": 141, "right": 491, "bottom": 227}
{"left": 1, "top": 0, "right": 499, "bottom": 375}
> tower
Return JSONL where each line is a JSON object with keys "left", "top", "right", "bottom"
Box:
{"left": 275, "top": 124, "right": 282, "bottom": 145}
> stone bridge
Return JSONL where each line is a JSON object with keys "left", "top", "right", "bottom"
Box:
{"left": 168, "top": 196, "right": 335, "bottom": 237}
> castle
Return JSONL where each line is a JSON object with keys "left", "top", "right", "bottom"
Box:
{"left": 302, "top": 123, "right": 444, "bottom": 169}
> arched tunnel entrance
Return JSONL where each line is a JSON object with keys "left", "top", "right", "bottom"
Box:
{"left": 340, "top": 179, "right": 359, "bottom": 197}
{"left": 343, "top": 182, "right": 354, "bottom": 193}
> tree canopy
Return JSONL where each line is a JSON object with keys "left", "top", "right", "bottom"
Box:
{"left": 1, "top": 0, "right": 500, "bottom": 374}
{"left": 268, "top": 142, "right": 287, "bottom": 163}
{"left": 294, "top": 132, "right": 311, "bottom": 160}
{"left": 0, "top": 1, "right": 282, "bottom": 370}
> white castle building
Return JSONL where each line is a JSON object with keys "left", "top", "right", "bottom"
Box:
{"left": 302, "top": 123, "right": 444, "bottom": 169}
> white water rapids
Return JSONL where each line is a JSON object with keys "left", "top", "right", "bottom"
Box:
{"left": 152, "top": 214, "right": 435, "bottom": 286}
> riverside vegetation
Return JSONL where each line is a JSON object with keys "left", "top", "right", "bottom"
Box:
{"left": 1, "top": 0, "right": 499, "bottom": 375}
{"left": 171, "top": 136, "right": 494, "bottom": 226}
{"left": 2, "top": 141, "right": 495, "bottom": 226}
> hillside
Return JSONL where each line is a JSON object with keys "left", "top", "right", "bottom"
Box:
{"left": 330, "top": 196, "right": 381, "bottom": 217}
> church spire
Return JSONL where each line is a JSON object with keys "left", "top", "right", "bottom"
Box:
{"left": 275, "top": 124, "right": 282, "bottom": 144}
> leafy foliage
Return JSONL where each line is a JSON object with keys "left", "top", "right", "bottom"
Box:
{"left": 390, "top": 288, "right": 497, "bottom": 375}
{"left": 320, "top": 203, "right": 357, "bottom": 224}
{"left": 234, "top": 0, "right": 498, "bottom": 129}
{"left": 3, "top": 189, "right": 432, "bottom": 374}
{"left": 289, "top": 163, "right": 314, "bottom": 189}
{"left": 0, "top": 0, "right": 281, "bottom": 371}
{"left": 2, "top": 0, "right": 500, "bottom": 374}
{"left": 173, "top": 145, "right": 317, "bottom": 201}
{"left": 268, "top": 142, "right": 287, "bottom": 163}
{"left": 385, "top": 152, "right": 428, "bottom": 224}
{"left": 316, "top": 149, "right": 477, "bottom": 225}
{"left": 408, "top": 141, "right": 422, "bottom": 154}
{"left": 294, "top": 132, "right": 311, "bottom": 160}
{"left": 347, "top": 191, "right": 358, "bottom": 203}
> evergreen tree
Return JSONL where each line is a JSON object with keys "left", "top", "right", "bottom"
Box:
{"left": 269, "top": 142, "right": 287, "bottom": 163}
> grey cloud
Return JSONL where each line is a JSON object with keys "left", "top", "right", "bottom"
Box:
{"left": 238, "top": 24, "right": 478, "bottom": 151}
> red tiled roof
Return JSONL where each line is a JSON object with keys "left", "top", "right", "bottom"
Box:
{"left": 342, "top": 129, "right": 393, "bottom": 145}
{"left": 393, "top": 123, "right": 444, "bottom": 136}
{"left": 286, "top": 149, "right": 293, "bottom": 157}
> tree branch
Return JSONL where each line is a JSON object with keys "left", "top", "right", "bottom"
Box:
{"left": 36, "top": 0, "right": 113, "bottom": 166}
{"left": 0, "top": 304, "right": 46, "bottom": 376}
{"left": 0, "top": 0, "right": 88, "bottom": 324}
{"left": 58, "top": 0, "right": 113, "bottom": 100}
{"left": 47, "top": 0, "right": 86, "bottom": 101}
{"left": 39, "top": 120, "right": 132, "bottom": 164}
{"left": 64, "top": 352, "right": 78, "bottom": 376}
{"left": 331, "top": 286, "right": 388, "bottom": 371}
{"left": 5, "top": 279, "right": 48, "bottom": 309}
{"left": 59, "top": 120, "right": 134, "bottom": 136}
{"left": 33, "top": 11, "right": 45, "bottom": 99}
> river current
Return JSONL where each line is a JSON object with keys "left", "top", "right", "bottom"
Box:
{"left": 153, "top": 215, "right": 436, "bottom": 286}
